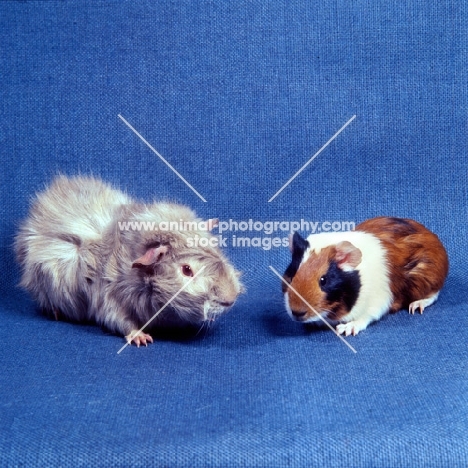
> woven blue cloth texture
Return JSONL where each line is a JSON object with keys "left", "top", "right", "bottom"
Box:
{"left": 1, "top": 1, "right": 467, "bottom": 466}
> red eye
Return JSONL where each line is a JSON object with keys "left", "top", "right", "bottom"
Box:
{"left": 181, "top": 264, "right": 193, "bottom": 277}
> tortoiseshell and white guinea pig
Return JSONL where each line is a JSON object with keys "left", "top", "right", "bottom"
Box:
{"left": 15, "top": 176, "right": 242, "bottom": 347}
{"left": 282, "top": 217, "right": 449, "bottom": 336}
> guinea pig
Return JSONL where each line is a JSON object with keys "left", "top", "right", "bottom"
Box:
{"left": 282, "top": 217, "right": 449, "bottom": 336}
{"left": 15, "top": 175, "right": 242, "bottom": 346}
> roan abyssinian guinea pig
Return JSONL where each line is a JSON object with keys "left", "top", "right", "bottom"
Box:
{"left": 15, "top": 176, "right": 243, "bottom": 346}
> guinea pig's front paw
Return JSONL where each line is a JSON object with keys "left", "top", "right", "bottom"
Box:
{"left": 336, "top": 320, "right": 367, "bottom": 337}
{"left": 125, "top": 330, "right": 154, "bottom": 347}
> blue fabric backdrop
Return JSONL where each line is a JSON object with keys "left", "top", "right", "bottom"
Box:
{"left": 1, "top": 1, "right": 467, "bottom": 466}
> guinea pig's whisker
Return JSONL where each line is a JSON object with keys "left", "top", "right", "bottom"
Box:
{"left": 195, "top": 322, "right": 206, "bottom": 338}
{"left": 198, "top": 320, "right": 213, "bottom": 340}
{"left": 203, "top": 302, "right": 211, "bottom": 322}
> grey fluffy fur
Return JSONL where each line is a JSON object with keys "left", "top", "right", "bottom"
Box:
{"left": 15, "top": 176, "right": 242, "bottom": 341}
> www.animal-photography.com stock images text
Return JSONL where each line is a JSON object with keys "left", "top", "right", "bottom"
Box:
{"left": 118, "top": 218, "right": 356, "bottom": 250}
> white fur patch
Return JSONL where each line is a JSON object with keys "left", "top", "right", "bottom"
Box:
{"left": 284, "top": 292, "right": 293, "bottom": 320}
{"left": 301, "top": 231, "right": 393, "bottom": 328}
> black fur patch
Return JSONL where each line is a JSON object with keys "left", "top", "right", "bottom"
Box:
{"left": 145, "top": 240, "right": 162, "bottom": 249}
{"left": 282, "top": 232, "right": 309, "bottom": 292}
{"left": 403, "top": 259, "right": 419, "bottom": 271}
{"left": 384, "top": 217, "right": 418, "bottom": 235}
{"left": 132, "top": 262, "right": 156, "bottom": 276}
{"left": 56, "top": 233, "right": 82, "bottom": 246}
{"left": 319, "top": 261, "right": 361, "bottom": 312}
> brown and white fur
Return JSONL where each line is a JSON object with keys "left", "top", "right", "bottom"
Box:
{"left": 15, "top": 176, "right": 242, "bottom": 346}
{"left": 283, "top": 217, "right": 449, "bottom": 336}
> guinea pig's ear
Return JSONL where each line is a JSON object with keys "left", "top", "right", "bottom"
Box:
{"left": 208, "top": 218, "right": 219, "bottom": 231}
{"left": 198, "top": 218, "right": 219, "bottom": 231}
{"left": 289, "top": 232, "right": 309, "bottom": 254}
{"left": 132, "top": 245, "right": 169, "bottom": 269}
{"left": 334, "top": 241, "right": 362, "bottom": 271}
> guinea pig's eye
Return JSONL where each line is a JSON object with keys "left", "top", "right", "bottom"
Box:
{"left": 319, "top": 275, "right": 327, "bottom": 286}
{"left": 181, "top": 264, "right": 194, "bottom": 277}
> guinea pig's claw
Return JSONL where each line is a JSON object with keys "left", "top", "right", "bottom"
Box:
{"left": 125, "top": 330, "right": 154, "bottom": 347}
{"left": 336, "top": 321, "right": 366, "bottom": 337}
{"left": 52, "top": 308, "right": 61, "bottom": 321}
{"left": 409, "top": 300, "right": 425, "bottom": 315}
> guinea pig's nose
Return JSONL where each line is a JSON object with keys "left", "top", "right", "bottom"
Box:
{"left": 291, "top": 309, "right": 307, "bottom": 319}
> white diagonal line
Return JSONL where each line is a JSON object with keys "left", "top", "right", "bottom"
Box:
{"left": 269, "top": 266, "right": 357, "bottom": 354}
{"left": 117, "top": 266, "right": 206, "bottom": 354}
{"left": 268, "top": 115, "right": 356, "bottom": 202}
{"left": 118, "top": 114, "right": 207, "bottom": 202}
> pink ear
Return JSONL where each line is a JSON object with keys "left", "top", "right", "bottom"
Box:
{"left": 335, "top": 241, "right": 362, "bottom": 270}
{"left": 198, "top": 218, "right": 219, "bottom": 231}
{"left": 208, "top": 218, "right": 219, "bottom": 231}
{"left": 132, "top": 245, "right": 168, "bottom": 268}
